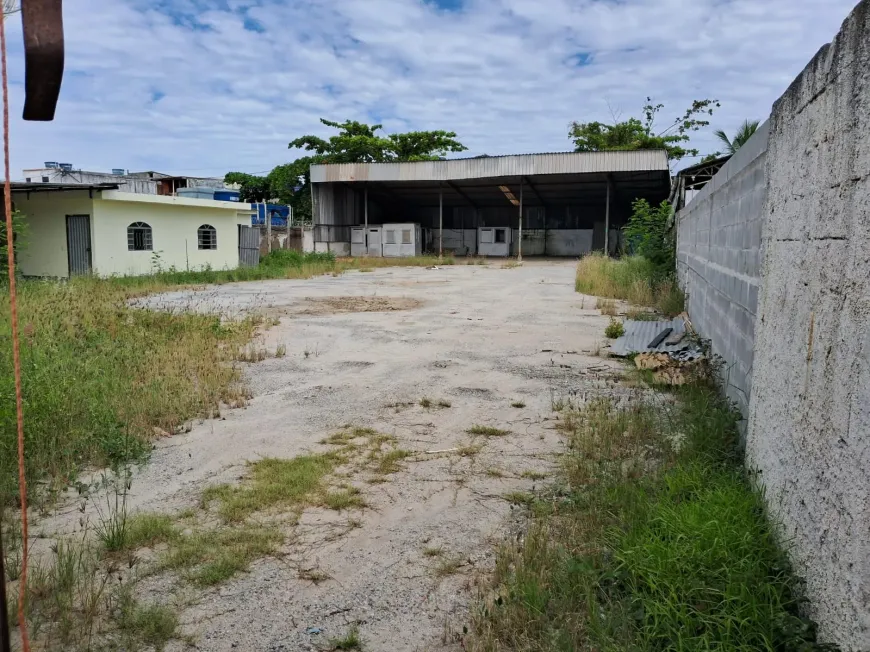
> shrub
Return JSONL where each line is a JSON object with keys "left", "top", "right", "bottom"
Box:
{"left": 604, "top": 318, "right": 624, "bottom": 339}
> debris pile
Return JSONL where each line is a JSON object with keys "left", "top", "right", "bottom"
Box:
{"left": 608, "top": 314, "right": 705, "bottom": 385}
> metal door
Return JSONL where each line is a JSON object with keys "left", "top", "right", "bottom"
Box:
{"left": 66, "top": 214, "right": 91, "bottom": 275}
{"left": 238, "top": 225, "right": 260, "bottom": 266}
{"left": 367, "top": 228, "right": 382, "bottom": 256}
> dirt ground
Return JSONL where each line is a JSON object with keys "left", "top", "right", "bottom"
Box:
{"left": 57, "top": 261, "right": 622, "bottom": 651}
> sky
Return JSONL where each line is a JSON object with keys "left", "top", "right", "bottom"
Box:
{"left": 5, "top": 0, "right": 859, "bottom": 178}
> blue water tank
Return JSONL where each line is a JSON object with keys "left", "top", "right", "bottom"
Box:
{"left": 214, "top": 189, "right": 240, "bottom": 202}
{"left": 251, "top": 203, "right": 290, "bottom": 227}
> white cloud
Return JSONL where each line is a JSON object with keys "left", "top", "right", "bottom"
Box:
{"left": 5, "top": 0, "right": 858, "bottom": 177}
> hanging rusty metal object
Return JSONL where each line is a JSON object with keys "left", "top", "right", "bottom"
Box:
{"left": 21, "top": 0, "right": 65, "bottom": 121}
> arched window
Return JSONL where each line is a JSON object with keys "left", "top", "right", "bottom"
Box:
{"left": 198, "top": 224, "right": 217, "bottom": 250}
{"left": 127, "top": 222, "right": 152, "bottom": 251}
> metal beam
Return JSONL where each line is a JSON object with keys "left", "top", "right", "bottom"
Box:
{"left": 521, "top": 176, "right": 546, "bottom": 206}
{"left": 446, "top": 180, "right": 478, "bottom": 209}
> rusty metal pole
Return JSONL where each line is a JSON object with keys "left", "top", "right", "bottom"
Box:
{"left": 0, "top": 519, "right": 11, "bottom": 652}
{"left": 605, "top": 176, "right": 611, "bottom": 256}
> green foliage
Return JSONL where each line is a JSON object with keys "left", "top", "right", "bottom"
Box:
{"left": 623, "top": 198, "right": 674, "bottom": 272}
{"left": 575, "top": 253, "right": 684, "bottom": 316}
{"left": 715, "top": 119, "right": 761, "bottom": 155}
{"left": 471, "top": 384, "right": 833, "bottom": 651}
{"left": 0, "top": 210, "right": 27, "bottom": 273}
{"left": 570, "top": 98, "right": 719, "bottom": 162}
{"left": 227, "top": 118, "right": 467, "bottom": 223}
{"left": 604, "top": 318, "right": 624, "bottom": 339}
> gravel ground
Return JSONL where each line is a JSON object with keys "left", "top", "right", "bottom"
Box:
{"left": 50, "top": 260, "right": 625, "bottom": 651}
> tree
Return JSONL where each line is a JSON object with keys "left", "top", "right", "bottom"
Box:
{"left": 570, "top": 98, "right": 720, "bottom": 163}
{"left": 714, "top": 119, "right": 760, "bottom": 155}
{"left": 387, "top": 131, "right": 466, "bottom": 161}
{"left": 226, "top": 118, "right": 467, "bottom": 222}
{"left": 623, "top": 198, "right": 673, "bottom": 273}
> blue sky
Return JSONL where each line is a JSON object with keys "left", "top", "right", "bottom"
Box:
{"left": 5, "top": 0, "right": 858, "bottom": 177}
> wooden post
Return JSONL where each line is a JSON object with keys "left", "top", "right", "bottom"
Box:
{"left": 517, "top": 179, "right": 523, "bottom": 262}
{"left": 439, "top": 185, "right": 443, "bottom": 261}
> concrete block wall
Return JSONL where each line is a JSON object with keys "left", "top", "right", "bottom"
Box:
{"left": 676, "top": 2, "right": 870, "bottom": 648}
{"left": 676, "top": 122, "right": 768, "bottom": 420}
{"left": 746, "top": 2, "right": 870, "bottom": 648}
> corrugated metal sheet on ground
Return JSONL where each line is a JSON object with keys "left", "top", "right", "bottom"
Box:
{"left": 609, "top": 317, "right": 690, "bottom": 357}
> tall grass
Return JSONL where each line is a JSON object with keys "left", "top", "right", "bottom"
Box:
{"left": 0, "top": 279, "right": 257, "bottom": 508}
{"left": 575, "top": 253, "right": 684, "bottom": 316}
{"left": 470, "top": 383, "right": 832, "bottom": 651}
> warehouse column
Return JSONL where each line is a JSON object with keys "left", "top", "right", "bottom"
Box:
{"left": 439, "top": 184, "right": 443, "bottom": 262}
{"left": 364, "top": 185, "right": 369, "bottom": 257}
{"left": 517, "top": 179, "right": 523, "bottom": 263}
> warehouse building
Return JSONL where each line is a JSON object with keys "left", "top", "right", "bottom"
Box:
{"left": 310, "top": 150, "right": 670, "bottom": 257}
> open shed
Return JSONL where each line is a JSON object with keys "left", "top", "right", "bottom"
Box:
{"left": 310, "top": 150, "right": 670, "bottom": 257}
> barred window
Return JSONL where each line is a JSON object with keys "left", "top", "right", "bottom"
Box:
{"left": 198, "top": 224, "right": 217, "bottom": 250}
{"left": 127, "top": 222, "right": 152, "bottom": 251}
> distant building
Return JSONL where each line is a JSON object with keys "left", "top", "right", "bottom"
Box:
{"left": 11, "top": 181, "right": 258, "bottom": 277}
{"left": 21, "top": 163, "right": 227, "bottom": 196}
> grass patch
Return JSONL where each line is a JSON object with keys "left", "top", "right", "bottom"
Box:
{"left": 485, "top": 468, "right": 506, "bottom": 479}
{"left": 434, "top": 555, "right": 466, "bottom": 578}
{"left": 374, "top": 449, "right": 413, "bottom": 475}
{"left": 503, "top": 491, "right": 535, "bottom": 506}
{"left": 322, "top": 486, "right": 366, "bottom": 511}
{"left": 596, "top": 297, "right": 618, "bottom": 316}
{"left": 511, "top": 401, "right": 526, "bottom": 408}
{"left": 520, "top": 470, "right": 547, "bottom": 481}
{"left": 160, "top": 525, "right": 283, "bottom": 586}
{"left": 202, "top": 454, "right": 342, "bottom": 522}
{"left": 0, "top": 278, "right": 258, "bottom": 509}
{"left": 124, "top": 512, "right": 179, "bottom": 549}
{"left": 469, "top": 383, "right": 832, "bottom": 651}
{"left": 420, "top": 397, "right": 451, "bottom": 409}
{"left": 467, "top": 425, "right": 510, "bottom": 437}
{"left": 604, "top": 317, "right": 625, "bottom": 339}
{"left": 330, "top": 625, "right": 363, "bottom": 650}
{"left": 423, "top": 546, "right": 444, "bottom": 557}
{"left": 625, "top": 307, "right": 661, "bottom": 321}
{"left": 575, "top": 253, "right": 685, "bottom": 316}
{"left": 116, "top": 593, "right": 179, "bottom": 651}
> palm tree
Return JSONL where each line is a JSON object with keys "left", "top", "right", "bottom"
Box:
{"left": 714, "top": 120, "right": 760, "bottom": 155}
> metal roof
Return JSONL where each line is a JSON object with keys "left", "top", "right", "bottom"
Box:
{"left": 311, "top": 150, "right": 669, "bottom": 184}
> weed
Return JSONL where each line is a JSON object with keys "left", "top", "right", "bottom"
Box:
{"left": 434, "top": 555, "right": 465, "bottom": 578}
{"left": 420, "top": 397, "right": 451, "bottom": 409}
{"left": 116, "top": 590, "right": 179, "bottom": 652}
{"left": 275, "top": 343, "right": 287, "bottom": 358}
{"left": 423, "top": 546, "right": 444, "bottom": 557}
{"left": 511, "top": 401, "right": 526, "bottom": 408}
{"left": 575, "top": 253, "right": 685, "bottom": 316}
{"left": 237, "top": 344, "right": 267, "bottom": 363}
{"left": 503, "top": 491, "right": 535, "bottom": 506}
{"left": 322, "top": 486, "right": 366, "bottom": 511}
{"left": 124, "top": 512, "right": 179, "bottom": 549}
{"left": 437, "top": 399, "right": 452, "bottom": 408}
{"left": 358, "top": 267, "right": 373, "bottom": 273}
{"left": 626, "top": 307, "right": 660, "bottom": 321}
{"left": 160, "top": 525, "right": 283, "bottom": 586}
{"left": 604, "top": 317, "right": 625, "bottom": 339}
{"left": 596, "top": 297, "right": 618, "bottom": 316}
{"left": 419, "top": 397, "right": 432, "bottom": 408}
{"left": 299, "top": 568, "right": 332, "bottom": 584}
{"left": 201, "top": 454, "right": 341, "bottom": 522}
{"left": 469, "top": 383, "right": 831, "bottom": 651}
{"left": 520, "top": 470, "right": 547, "bottom": 480}
{"left": 375, "top": 449, "right": 413, "bottom": 475}
{"left": 467, "top": 425, "right": 510, "bottom": 437}
{"left": 455, "top": 444, "right": 484, "bottom": 458}
{"left": 330, "top": 625, "right": 362, "bottom": 650}
{"left": 501, "top": 260, "right": 521, "bottom": 269}
{"left": 485, "top": 468, "right": 506, "bottom": 479}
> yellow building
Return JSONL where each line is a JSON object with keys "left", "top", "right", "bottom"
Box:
{"left": 12, "top": 183, "right": 257, "bottom": 277}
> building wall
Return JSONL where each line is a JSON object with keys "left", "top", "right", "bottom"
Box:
{"left": 745, "top": 4, "right": 870, "bottom": 648}
{"left": 675, "top": 3, "right": 870, "bottom": 647}
{"left": 676, "top": 122, "right": 768, "bottom": 420}
{"left": 13, "top": 190, "right": 95, "bottom": 278}
{"left": 90, "top": 194, "right": 245, "bottom": 276}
